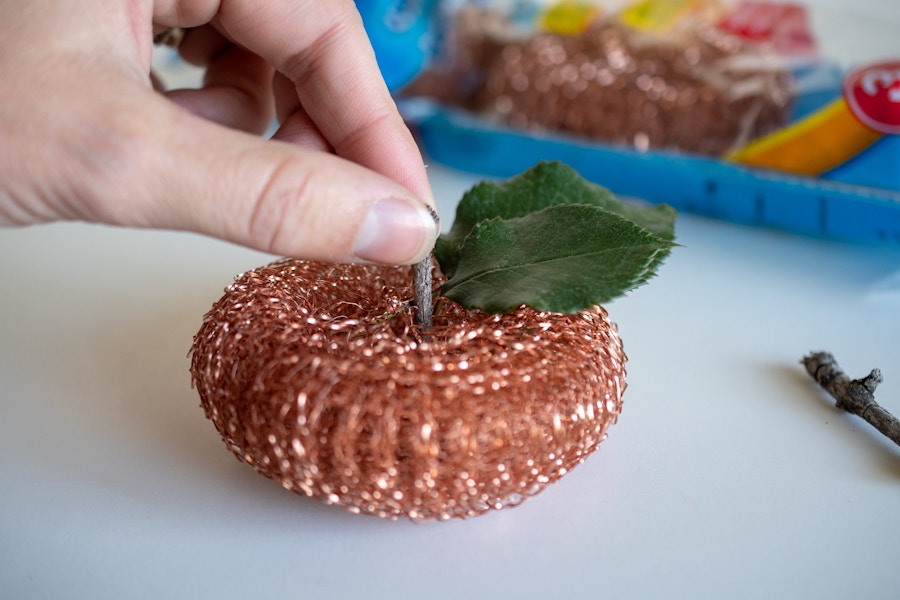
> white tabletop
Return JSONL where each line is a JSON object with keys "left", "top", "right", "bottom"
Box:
{"left": 2, "top": 1, "right": 899, "bottom": 599}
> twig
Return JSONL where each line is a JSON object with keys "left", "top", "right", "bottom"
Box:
{"left": 802, "top": 351, "right": 900, "bottom": 447}
{"left": 412, "top": 256, "right": 433, "bottom": 327}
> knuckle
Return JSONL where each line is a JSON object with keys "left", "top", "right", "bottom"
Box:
{"left": 247, "top": 156, "right": 319, "bottom": 256}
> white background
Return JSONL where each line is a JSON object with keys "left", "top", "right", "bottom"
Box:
{"left": 2, "top": 1, "right": 899, "bottom": 598}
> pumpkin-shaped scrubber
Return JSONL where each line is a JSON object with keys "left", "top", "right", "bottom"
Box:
{"left": 190, "top": 162, "right": 676, "bottom": 520}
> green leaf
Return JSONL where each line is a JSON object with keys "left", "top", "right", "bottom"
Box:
{"left": 440, "top": 204, "right": 676, "bottom": 314}
{"left": 435, "top": 161, "right": 676, "bottom": 278}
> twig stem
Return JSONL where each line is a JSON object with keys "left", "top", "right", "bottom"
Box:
{"left": 802, "top": 351, "right": 899, "bottom": 447}
{"left": 413, "top": 257, "right": 433, "bottom": 327}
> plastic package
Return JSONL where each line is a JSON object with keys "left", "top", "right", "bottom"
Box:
{"left": 357, "top": 0, "right": 900, "bottom": 244}
{"left": 407, "top": 0, "right": 796, "bottom": 155}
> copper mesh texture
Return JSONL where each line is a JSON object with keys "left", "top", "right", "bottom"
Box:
{"left": 190, "top": 260, "right": 627, "bottom": 520}
{"left": 408, "top": 7, "right": 792, "bottom": 155}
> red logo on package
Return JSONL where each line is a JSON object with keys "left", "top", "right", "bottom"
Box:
{"left": 844, "top": 61, "right": 900, "bottom": 135}
{"left": 717, "top": 2, "right": 816, "bottom": 57}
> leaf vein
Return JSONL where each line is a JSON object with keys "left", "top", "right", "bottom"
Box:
{"left": 445, "top": 242, "right": 670, "bottom": 293}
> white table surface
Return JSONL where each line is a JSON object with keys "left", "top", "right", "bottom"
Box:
{"left": 2, "top": 2, "right": 899, "bottom": 599}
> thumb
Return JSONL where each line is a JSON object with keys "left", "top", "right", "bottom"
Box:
{"left": 113, "top": 96, "right": 439, "bottom": 265}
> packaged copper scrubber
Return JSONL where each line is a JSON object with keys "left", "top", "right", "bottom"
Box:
{"left": 358, "top": 0, "right": 900, "bottom": 244}
{"left": 407, "top": 0, "right": 796, "bottom": 155}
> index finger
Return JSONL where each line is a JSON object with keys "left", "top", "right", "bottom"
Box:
{"left": 210, "top": 0, "right": 433, "bottom": 204}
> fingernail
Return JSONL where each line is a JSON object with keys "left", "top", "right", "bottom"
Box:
{"left": 352, "top": 197, "right": 439, "bottom": 264}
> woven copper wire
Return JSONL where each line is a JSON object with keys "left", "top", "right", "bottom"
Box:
{"left": 190, "top": 260, "right": 626, "bottom": 520}
{"left": 407, "top": 6, "right": 792, "bottom": 155}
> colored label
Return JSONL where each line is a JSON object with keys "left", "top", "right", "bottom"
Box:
{"left": 716, "top": 1, "right": 816, "bottom": 57}
{"left": 727, "top": 98, "right": 881, "bottom": 176}
{"left": 843, "top": 61, "right": 900, "bottom": 135}
{"left": 541, "top": 1, "right": 601, "bottom": 35}
{"left": 620, "top": 0, "right": 704, "bottom": 32}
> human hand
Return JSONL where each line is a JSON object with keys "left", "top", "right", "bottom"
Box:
{"left": 0, "top": 0, "right": 439, "bottom": 265}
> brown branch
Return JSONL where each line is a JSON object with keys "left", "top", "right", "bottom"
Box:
{"left": 412, "top": 256, "right": 433, "bottom": 327}
{"left": 802, "top": 351, "right": 900, "bottom": 447}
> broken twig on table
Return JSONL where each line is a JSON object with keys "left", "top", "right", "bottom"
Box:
{"left": 802, "top": 351, "right": 900, "bottom": 448}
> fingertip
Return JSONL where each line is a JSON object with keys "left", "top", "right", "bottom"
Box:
{"left": 351, "top": 196, "right": 440, "bottom": 265}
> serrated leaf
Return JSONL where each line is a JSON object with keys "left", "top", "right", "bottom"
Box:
{"left": 435, "top": 161, "right": 676, "bottom": 278}
{"left": 440, "top": 204, "right": 676, "bottom": 314}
